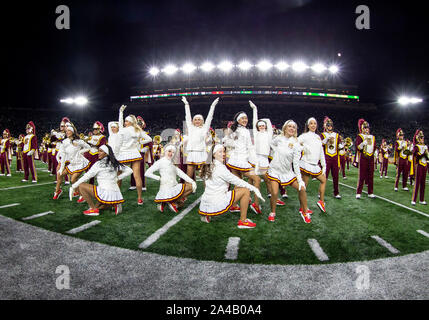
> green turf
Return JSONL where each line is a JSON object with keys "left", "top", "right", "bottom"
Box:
{"left": 0, "top": 159, "right": 428, "bottom": 265}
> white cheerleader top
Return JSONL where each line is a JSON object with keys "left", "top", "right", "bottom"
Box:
{"left": 201, "top": 159, "right": 255, "bottom": 203}
{"left": 58, "top": 138, "right": 90, "bottom": 164}
{"left": 298, "top": 131, "right": 326, "bottom": 167}
{"left": 145, "top": 157, "right": 194, "bottom": 189}
{"left": 270, "top": 135, "right": 304, "bottom": 183}
{"left": 117, "top": 110, "right": 152, "bottom": 156}
{"left": 222, "top": 126, "right": 256, "bottom": 161}
{"left": 184, "top": 102, "right": 215, "bottom": 152}
{"left": 107, "top": 122, "right": 121, "bottom": 156}
{"left": 252, "top": 106, "right": 273, "bottom": 156}
{"left": 72, "top": 158, "right": 133, "bottom": 192}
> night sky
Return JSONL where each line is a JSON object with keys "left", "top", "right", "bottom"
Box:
{"left": 4, "top": 0, "right": 429, "bottom": 110}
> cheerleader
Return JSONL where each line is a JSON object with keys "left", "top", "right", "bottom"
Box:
{"left": 52, "top": 117, "right": 71, "bottom": 184}
{"left": 355, "top": 119, "right": 376, "bottom": 199}
{"left": 53, "top": 122, "right": 91, "bottom": 200}
{"left": 145, "top": 144, "right": 197, "bottom": 213}
{"left": 411, "top": 130, "right": 428, "bottom": 205}
{"left": 22, "top": 121, "right": 38, "bottom": 183}
{"left": 107, "top": 121, "right": 120, "bottom": 155}
{"left": 69, "top": 144, "right": 133, "bottom": 216}
{"left": 198, "top": 144, "right": 264, "bottom": 228}
{"left": 223, "top": 111, "right": 262, "bottom": 214}
{"left": 379, "top": 139, "right": 389, "bottom": 178}
{"left": 116, "top": 105, "right": 152, "bottom": 205}
{"left": 267, "top": 120, "right": 310, "bottom": 223}
{"left": 130, "top": 116, "right": 152, "bottom": 191}
{"left": 182, "top": 96, "right": 219, "bottom": 180}
{"left": 0, "top": 129, "right": 12, "bottom": 176}
{"left": 394, "top": 128, "right": 410, "bottom": 191}
{"left": 249, "top": 101, "right": 282, "bottom": 205}
{"left": 298, "top": 118, "right": 327, "bottom": 213}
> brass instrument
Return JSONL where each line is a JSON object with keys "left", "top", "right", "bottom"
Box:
{"left": 345, "top": 137, "right": 353, "bottom": 148}
{"left": 154, "top": 135, "right": 162, "bottom": 144}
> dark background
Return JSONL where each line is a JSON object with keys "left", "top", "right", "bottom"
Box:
{"left": 3, "top": 0, "right": 429, "bottom": 111}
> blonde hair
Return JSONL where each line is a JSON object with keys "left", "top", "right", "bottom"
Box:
{"left": 126, "top": 115, "right": 142, "bottom": 133}
{"left": 282, "top": 120, "right": 298, "bottom": 138}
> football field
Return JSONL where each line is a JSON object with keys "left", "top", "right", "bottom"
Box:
{"left": 1, "top": 159, "right": 428, "bottom": 266}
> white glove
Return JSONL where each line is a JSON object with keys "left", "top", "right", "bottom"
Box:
{"left": 119, "top": 105, "right": 127, "bottom": 112}
{"left": 181, "top": 96, "right": 189, "bottom": 106}
{"left": 69, "top": 187, "right": 74, "bottom": 201}
{"left": 251, "top": 187, "right": 265, "bottom": 202}
{"left": 249, "top": 100, "right": 257, "bottom": 109}
{"left": 191, "top": 181, "right": 197, "bottom": 193}
{"left": 298, "top": 180, "right": 306, "bottom": 191}
{"left": 27, "top": 150, "right": 34, "bottom": 156}
{"left": 211, "top": 97, "right": 219, "bottom": 108}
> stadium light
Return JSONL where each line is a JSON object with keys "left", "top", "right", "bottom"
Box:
{"left": 398, "top": 96, "right": 423, "bottom": 106}
{"left": 60, "top": 98, "right": 74, "bottom": 104}
{"left": 329, "top": 65, "right": 339, "bottom": 74}
{"left": 162, "top": 64, "right": 178, "bottom": 75}
{"left": 275, "top": 61, "right": 289, "bottom": 71}
{"left": 218, "top": 61, "right": 234, "bottom": 73}
{"left": 256, "top": 60, "right": 273, "bottom": 72}
{"left": 311, "top": 63, "right": 327, "bottom": 73}
{"left": 181, "top": 63, "right": 196, "bottom": 74}
{"left": 74, "top": 96, "right": 88, "bottom": 106}
{"left": 238, "top": 60, "right": 253, "bottom": 71}
{"left": 200, "top": 62, "right": 215, "bottom": 73}
{"left": 149, "top": 67, "right": 160, "bottom": 76}
{"left": 292, "top": 61, "right": 308, "bottom": 73}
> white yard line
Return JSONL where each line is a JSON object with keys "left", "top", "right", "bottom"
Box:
{"left": 225, "top": 237, "right": 241, "bottom": 260}
{"left": 139, "top": 196, "right": 202, "bottom": 249}
{"left": 0, "top": 181, "right": 55, "bottom": 191}
{"left": 416, "top": 230, "right": 429, "bottom": 238}
{"left": 0, "top": 203, "right": 21, "bottom": 209}
{"left": 332, "top": 179, "right": 429, "bottom": 219}
{"left": 371, "top": 235, "right": 400, "bottom": 254}
{"left": 307, "top": 238, "right": 329, "bottom": 261}
{"left": 22, "top": 211, "right": 54, "bottom": 221}
{"left": 66, "top": 220, "right": 101, "bottom": 234}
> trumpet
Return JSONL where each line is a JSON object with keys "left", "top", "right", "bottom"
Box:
{"left": 345, "top": 137, "right": 353, "bottom": 148}
{"left": 154, "top": 135, "right": 162, "bottom": 144}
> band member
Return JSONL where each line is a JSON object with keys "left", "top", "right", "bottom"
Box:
{"left": 320, "top": 116, "right": 342, "bottom": 199}
{"left": 116, "top": 105, "right": 152, "bottom": 205}
{"left": 223, "top": 111, "right": 262, "bottom": 214}
{"left": 394, "top": 128, "right": 410, "bottom": 191}
{"left": 53, "top": 122, "right": 91, "bottom": 200}
{"left": 0, "top": 129, "right": 12, "bottom": 176}
{"left": 379, "top": 139, "right": 389, "bottom": 178}
{"left": 22, "top": 121, "right": 38, "bottom": 183}
{"left": 355, "top": 119, "right": 376, "bottom": 199}
{"left": 152, "top": 135, "right": 163, "bottom": 162}
{"left": 69, "top": 145, "right": 133, "bottom": 216}
{"left": 339, "top": 136, "right": 351, "bottom": 179}
{"left": 407, "top": 139, "right": 415, "bottom": 186}
{"left": 411, "top": 130, "right": 428, "bottom": 205}
{"left": 267, "top": 120, "right": 310, "bottom": 223}
{"left": 130, "top": 116, "right": 152, "bottom": 191}
{"left": 249, "top": 101, "right": 283, "bottom": 205}
{"left": 14, "top": 134, "right": 24, "bottom": 173}
{"left": 145, "top": 144, "right": 197, "bottom": 213}
{"left": 198, "top": 144, "right": 264, "bottom": 228}
{"left": 182, "top": 96, "right": 219, "bottom": 180}
{"left": 298, "top": 117, "right": 327, "bottom": 213}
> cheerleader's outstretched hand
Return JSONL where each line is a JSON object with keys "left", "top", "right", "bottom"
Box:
{"left": 120, "top": 105, "right": 127, "bottom": 112}
{"left": 249, "top": 100, "right": 257, "bottom": 109}
{"left": 211, "top": 97, "right": 219, "bottom": 108}
{"left": 181, "top": 96, "right": 189, "bottom": 105}
{"left": 252, "top": 187, "right": 265, "bottom": 202}
{"left": 298, "top": 180, "right": 306, "bottom": 191}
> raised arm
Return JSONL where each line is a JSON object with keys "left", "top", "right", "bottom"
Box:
{"left": 182, "top": 96, "right": 193, "bottom": 130}
{"left": 203, "top": 97, "right": 219, "bottom": 132}
{"left": 118, "top": 105, "right": 126, "bottom": 128}
{"left": 249, "top": 100, "right": 258, "bottom": 134}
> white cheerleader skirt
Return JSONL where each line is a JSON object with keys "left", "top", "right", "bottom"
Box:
{"left": 154, "top": 184, "right": 186, "bottom": 203}
{"left": 266, "top": 167, "right": 297, "bottom": 186}
{"left": 116, "top": 149, "right": 143, "bottom": 164}
{"left": 186, "top": 151, "right": 207, "bottom": 165}
{"left": 66, "top": 158, "right": 91, "bottom": 174}
{"left": 93, "top": 186, "right": 124, "bottom": 204}
{"left": 250, "top": 154, "right": 269, "bottom": 170}
{"left": 299, "top": 160, "right": 322, "bottom": 177}
{"left": 226, "top": 156, "right": 252, "bottom": 172}
{"left": 199, "top": 190, "right": 235, "bottom": 216}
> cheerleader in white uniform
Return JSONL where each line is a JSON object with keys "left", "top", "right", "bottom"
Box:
{"left": 267, "top": 120, "right": 311, "bottom": 223}
{"left": 298, "top": 117, "right": 327, "bottom": 213}
{"left": 107, "top": 121, "right": 120, "bottom": 156}
{"left": 69, "top": 144, "right": 133, "bottom": 216}
{"left": 145, "top": 145, "right": 197, "bottom": 213}
{"left": 182, "top": 96, "right": 219, "bottom": 180}
{"left": 53, "top": 122, "right": 91, "bottom": 200}
{"left": 198, "top": 144, "right": 264, "bottom": 228}
{"left": 223, "top": 111, "right": 262, "bottom": 214}
{"left": 116, "top": 105, "right": 152, "bottom": 205}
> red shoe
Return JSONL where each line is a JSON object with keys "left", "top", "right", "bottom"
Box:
{"left": 237, "top": 218, "right": 256, "bottom": 229}
{"left": 168, "top": 202, "right": 179, "bottom": 213}
{"left": 53, "top": 189, "right": 63, "bottom": 200}
{"left": 73, "top": 191, "right": 79, "bottom": 198}
{"left": 200, "top": 215, "right": 211, "bottom": 223}
{"left": 137, "top": 199, "right": 143, "bottom": 205}
{"left": 300, "top": 211, "right": 312, "bottom": 224}
{"left": 276, "top": 199, "right": 285, "bottom": 206}
{"left": 299, "top": 208, "right": 313, "bottom": 215}
{"left": 229, "top": 206, "right": 241, "bottom": 213}
{"left": 77, "top": 196, "right": 86, "bottom": 203}
{"left": 114, "top": 203, "right": 122, "bottom": 215}
{"left": 317, "top": 200, "right": 326, "bottom": 213}
{"left": 157, "top": 203, "right": 165, "bottom": 212}
{"left": 268, "top": 212, "right": 276, "bottom": 222}
{"left": 83, "top": 208, "right": 99, "bottom": 216}
{"left": 250, "top": 202, "right": 262, "bottom": 214}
